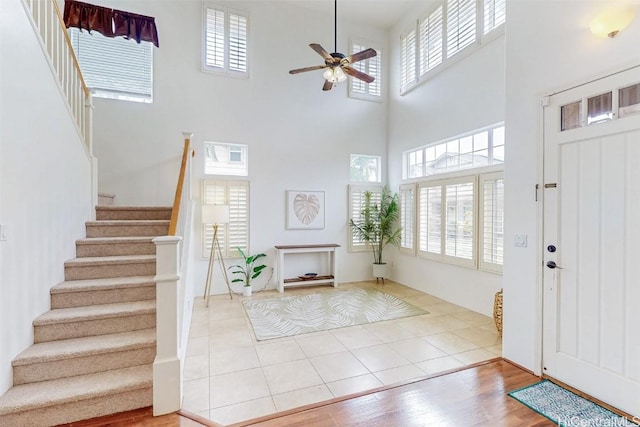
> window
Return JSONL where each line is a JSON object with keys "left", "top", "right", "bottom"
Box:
{"left": 446, "top": 0, "right": 476, "bottom": 58}
{"left": 204, "top": 142, "right": 248, "bottom": 176}
{"left": 419, "top": 6, "right": 443, "bottom": 76}
{"left": 350, "top": 155, "right": 381, "bottom": 183}
{"left": 399, "top": 184, "right": 416, "bottom": 254}
{"left": 349, "top": 40, "right": 382, "bottom": 100}
{"left": 400, "top": 0, "right": 505, "bottom": 93}
{"left": 203, "top": 4, "right": 249, "bottom": 76}
{"left": 69, "top": 28, "right": 153, "bottom": 102}
{"left": 418, "top": 177, "right": 477, "bottom": 268}
{"left": 403, "top": 124, "right": 505, "bottom": 179}
{"left": 400, "top": 27, "right": 417, "bottom": 90}
{"left": 348, "top": 185, "right": 383, "bottom": 252}
{"left": 202, "top": 180, "right": 249, "bottom": 258}
{"left": 483, "top": 0, "right": 506, "bottom": 34}
{"left": 479, "top": 172, "right": 504, "bottom": 272}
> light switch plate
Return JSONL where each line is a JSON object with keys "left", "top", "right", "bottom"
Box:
{"left": 514, "top": 233, "right": 527, "bottom": 247}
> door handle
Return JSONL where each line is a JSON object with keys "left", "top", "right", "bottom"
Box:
{"left": 546, "top": 261, "right": 563, "bottom": 269}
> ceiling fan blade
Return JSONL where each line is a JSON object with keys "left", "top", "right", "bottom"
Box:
{"left": 310, "top": 43, "right": 333, "bottom": 61}
{"left": 342, "top": 66, "right": 375, "bottom": 83}
{"left": 344, "top": 48, "right": 377, "bottom": 64}
{"left": 322, "top": 80, "right": 334, "bottom": 91}
{"left": 289, "top": 65, "right": 327, "bottom": 75}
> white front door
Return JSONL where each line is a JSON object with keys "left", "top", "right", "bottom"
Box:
{"left": 542, "top": 65, "right": 640, "bottom": 417}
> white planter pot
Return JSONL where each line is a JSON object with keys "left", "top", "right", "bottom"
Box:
{"left": 372, "top": 263, "right": 388, "bottom": 279}
{"left": 242, "top": 286, "right": 252, "bottom": 297}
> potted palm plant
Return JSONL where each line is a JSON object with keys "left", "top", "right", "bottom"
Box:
{"left": 349, "top": 186, "right": 402, "bottom": 281}
{"left": 228, "top": 247, "right": 267, "bottom": 296}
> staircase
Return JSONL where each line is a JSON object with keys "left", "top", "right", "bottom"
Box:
{"left": 0, "top": 206, "right": 172, "bottom": 427}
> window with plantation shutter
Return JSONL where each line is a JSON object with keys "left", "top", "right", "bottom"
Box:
{"left": 446, "top": 0, "right": 477, "bottom": 58}
{"left": 400, "top": 184, "right": 416, "bottom": 254}
{"left": 479, "top": 172, "right": 504, "bottom": 272}
{"left": 483, "top": 0, "right": 505, "bottom": 34}
{"left": 202, "top": 180, "right": 249, "bottom": 258}
{"left": 417, "top": 177, "right": 476, "bottom": 267}
{"left": 349, "top": 40, "right": 382, "bottom": 100}
{"left": 444, "top": 179, "right": 475, "bottom": 262}
{"left": 418, "top": 183, "right": 442, "bottom": 257}
{"left": 419, "top": 6, "right": 443, "bottom": 75}
{"left": 68, "top": 28, "right": 153, "bottom": 102}
{"left": 400, "top": 28, "right": 417, "bottom": 91}
{"left": 348, "top": 184, "right": 383, "bottom": 252}
{"left": 203, "top": 4, "right": 248, "bottom": 76}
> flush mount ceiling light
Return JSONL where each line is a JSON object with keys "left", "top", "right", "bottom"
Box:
{"left": 590, "top": 4, "right": 637, "bottom": 38}
{"left": 288, "top": 0, "right": 377, "bottom": 91}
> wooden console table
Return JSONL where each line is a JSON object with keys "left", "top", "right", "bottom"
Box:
{"left": 274, "top": 244, "right": 340, "bottom": 292}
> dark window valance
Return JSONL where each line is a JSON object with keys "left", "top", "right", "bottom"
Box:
{"left": 63, "top": 0, "right": 159, "bottom": 47}
{"left": 113, "top": 10, "right": 159, "bottom": 48}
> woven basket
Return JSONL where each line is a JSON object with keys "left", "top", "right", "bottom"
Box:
{"left": 493, "top": 289, "right": 503, "bottom": 336}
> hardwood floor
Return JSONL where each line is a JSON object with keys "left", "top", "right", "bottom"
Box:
{"left": 59, "top": 359, "right": 553, "bottom": 426}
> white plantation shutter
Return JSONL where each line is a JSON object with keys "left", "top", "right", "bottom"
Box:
{"left": 480, "top": 172, "right": 504, "bottom": 272}
{"left": 68, "top": 28, "right": 153, "bottom": 102}
{"left": 419, "top": 6, "right": 443, "bottom": 75}
{"left": 444, "top": 179, "right": 476, "bottom": 264}
{"left": 205, "top": 8, "right": 225, "bottom": 69}
{"left": 446, "top": 0, "right": 476, "bottom": 58}
{"left": 228, "top": 12, "right": 248, "bottom": 73}
{"left": 350, "top": 41, "right": 382, "bottom": 99}
{"left": 400, "top": 27, "right": 417, "bottom": 91}
{"left": 400, "top": 184, "right": 416, "bottom": 254}
{"left": 348, "top": 185, "right": 383, "bottom": 252}
{"left": 418, "top": 183, "right": 442, "bottom": 257}
{"left": 202, "top": 180, "right": 249, "bottom": 258}
{"left": 204, "top": 5, "right": 248, "bottom": 75}
{"left": 483, "top": 0, "right": 506, "bottom": 34}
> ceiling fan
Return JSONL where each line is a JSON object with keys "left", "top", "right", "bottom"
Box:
{"left": 288, "top": 0, "right": 377, "bottom": 91}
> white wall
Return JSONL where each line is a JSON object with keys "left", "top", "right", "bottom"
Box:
{"left": 0, "top": 0, "right": 93, "bottom": 393}
{"left": 503, "top": 1, "right": 640, "bottom": 372}
{"left": 385, "top": 5, "right": 506, "bottom": 315}
{"left": 91, "top": 1, "right": 389, "bottom": 295}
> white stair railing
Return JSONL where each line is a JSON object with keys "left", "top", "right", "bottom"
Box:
{"left": 22, "top": 0, "right": 93, "bottom": 152}
{"left": 153, "top": 132, "right": 195, "bottom": 415}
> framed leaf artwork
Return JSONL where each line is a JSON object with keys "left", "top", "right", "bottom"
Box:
{"left": 286, "top": 190, "right": 325, "bottom": 230}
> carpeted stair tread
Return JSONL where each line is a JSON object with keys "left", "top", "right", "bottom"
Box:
{"left": 51, "top": 276, "right": 156, "bottom": 294}
{"left": 86, "top": 220, "right": 170, "bottom": 226}
{"left": 76, "top": 236, "right": 156, "bottom": 245}
{"left": 95, "top": 206, "right": 172, "bottom": 221}
{"left": 34, "top": 300, "right": 155, "bottom": 326}
{"left": 65, "top": 254, "right": 156, "bottom": 266}
{"left": 0, "top": 364, "right": 152, "bottom": 415}
{"left": 12, "top": 329, "right": 156, "bottom": 366}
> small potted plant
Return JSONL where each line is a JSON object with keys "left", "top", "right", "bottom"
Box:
{"left": 228, "top": 247, "right": 267, "bottom": 296}
{"left": 349, "top": 186, "right": 402, "bottom": 281}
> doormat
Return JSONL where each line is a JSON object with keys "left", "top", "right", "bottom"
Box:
{"left": 508, "top": 380, "right": 638, "bottom": 427}
{"left": 242, "top": 288, "right": 427, "bottom": 341}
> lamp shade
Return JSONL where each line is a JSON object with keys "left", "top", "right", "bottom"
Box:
{"left": 202, "top": 205, "right": 229, "bottom": 224}
{"left": 590, "top": 5, "right": 637, "bottom": 38}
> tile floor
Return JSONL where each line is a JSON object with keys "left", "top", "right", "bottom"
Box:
{"left": 182, "top": 280, "right": 502, "bottom": 425}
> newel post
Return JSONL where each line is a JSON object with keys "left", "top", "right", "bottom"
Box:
{"left": 152, "top": 235, "right": 182, "bottom": 415}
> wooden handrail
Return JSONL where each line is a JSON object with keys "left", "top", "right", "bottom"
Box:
{"left": 168, "top": 133, "right": 192, "bottom": 236}
{"left": 51, "top": 0, "right": 90, "bottom": 97}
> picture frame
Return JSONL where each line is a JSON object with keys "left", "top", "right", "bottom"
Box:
{"left": 286, "top": 190, "right": 325, "bottom": 230}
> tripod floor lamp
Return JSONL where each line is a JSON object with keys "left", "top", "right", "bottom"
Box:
{"left": 202, "top": 204, "right": 233, "bottom": 306}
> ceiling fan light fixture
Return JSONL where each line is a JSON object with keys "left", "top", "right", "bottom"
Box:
{"left": 333, "top": 66, "right": 347, "bottom": 82}
{"left": 323, "top": 68, "right": 336, "bottom": 82}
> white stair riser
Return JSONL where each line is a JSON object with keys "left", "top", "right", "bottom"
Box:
{"left": 34, "top": 314, "right": 156, "bottom": 343}
{"left": 13, "top": 347, "right": 156, "bottom": 385}
{"left": 76, "top": 242, "right": 156, "bottom": 257}
{"left": 65, "top": 261, "right": 155, "bottom": 280}
{"left": 51, "top": 286, "right": 155, "bottom": 309}
{"left": 86, "top": 224, "right": 168, "bottom": 238}
{"left": 0, "top": 387, "right": 152, "bottom": 427}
